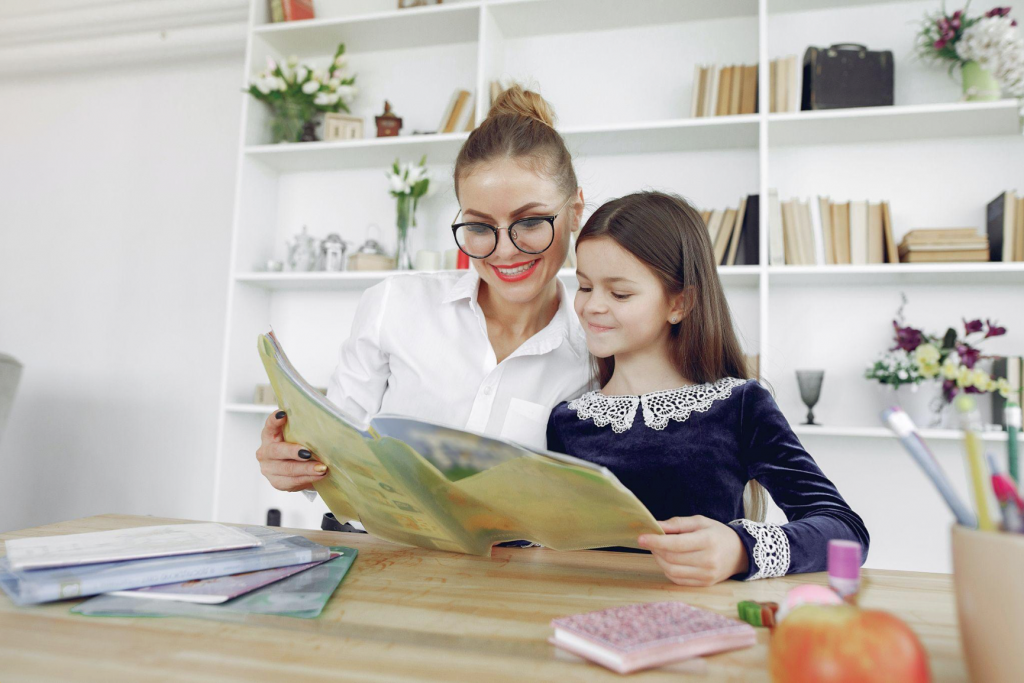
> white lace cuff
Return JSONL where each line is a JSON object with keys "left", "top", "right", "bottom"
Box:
{"left": 729, "top": 519, "right": 790, "bottom": 580}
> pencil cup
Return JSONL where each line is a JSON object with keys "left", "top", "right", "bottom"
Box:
{"left": 951, "top": 524, "right": 1024, "bottom": 683}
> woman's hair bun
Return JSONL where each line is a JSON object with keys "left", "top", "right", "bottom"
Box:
{"left": 486, "top": 83, "right": 557, "bottom": 128}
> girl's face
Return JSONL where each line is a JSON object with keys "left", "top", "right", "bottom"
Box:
{"left": 457, "top": 158, "right": 581, "bottom": 305}
{"left": 574, "top": 236, "right": 682, "bottom": 360}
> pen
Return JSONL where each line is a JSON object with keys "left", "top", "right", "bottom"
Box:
{"left": 881, "top": 406, "right": 977, "bottom": 528}
{"left": 956, "top": 396, "right": 997, "bottom": 532}
{"left": 1006, "top": 400, "right": 1021, "bottom": 488}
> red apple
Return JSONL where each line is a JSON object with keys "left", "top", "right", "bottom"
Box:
{"left": 770, "top": 605, "right": 931, "bottom": 683}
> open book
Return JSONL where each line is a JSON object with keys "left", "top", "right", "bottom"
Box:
{"left": 258, "top": 331, "right": 662, "bottom": 556}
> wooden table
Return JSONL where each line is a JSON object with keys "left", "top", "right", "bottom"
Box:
{"left": 0, "top": 514, "right": 967, "bottom": 682}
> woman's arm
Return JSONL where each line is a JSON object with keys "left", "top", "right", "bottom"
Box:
{"left": 732, "top": 381, "right": 870, "bottom": 580}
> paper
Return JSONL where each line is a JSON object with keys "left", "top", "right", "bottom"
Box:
{"left": 258, "top": 331, "right": 662, "bottom": 556}
{"left": 4, "top": 523, "right": 261, "bottom": 570}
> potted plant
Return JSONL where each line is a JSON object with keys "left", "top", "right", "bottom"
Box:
{"left": 247, "top": 44, "right": 358, "bottom": 143}
{"left": 916, "top": 3, "right": 1024, "bottom": 100}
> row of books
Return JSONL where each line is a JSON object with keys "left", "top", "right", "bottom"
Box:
{"left": 767, "top": 192, "right": 899, "bottom": 266}
{"left": 0, "top": 522, "right": 354, "bottom": 609}
{"left": 268, "top": 0, "right": 314, "bottom": 22}
{"left": 988, "top": 191, "right": 1024, "bottom": 262}
{"left": 437, "top": 89, "right": 477, "bottom": 134}
{"left": 690, "top": 64, "right": 759, "bottom": 118}
{"left": 699, "top": 195, "right": 760, "bottom": 266}
{"left": 769, "top": 56, "right": 802, "bottom": 114}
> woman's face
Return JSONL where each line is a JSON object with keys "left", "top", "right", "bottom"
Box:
{"left": 457, "top": 158, "right": 581, "bottom": 305}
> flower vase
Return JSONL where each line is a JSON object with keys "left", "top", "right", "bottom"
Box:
{"left": 269, "top": 100, "right": 311, "bottom": 144}
{"left": 879, "top": 383, "right": 939, "bottom": 428}
{"left": 961, "top": 61, "right": 1001, "bottom": 102}
{"left": 395, "top": 195, "right": 415, "bottom": 271}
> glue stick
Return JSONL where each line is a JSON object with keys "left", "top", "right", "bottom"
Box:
{"left": 828, "top": 539, "right": 862, "bottom": 604}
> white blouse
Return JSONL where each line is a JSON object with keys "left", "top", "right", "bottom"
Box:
{"left": 325, "top": 269, "right": 592, "bottom": 451}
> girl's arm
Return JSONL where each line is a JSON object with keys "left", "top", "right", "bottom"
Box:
{"left": 325, "top": 278, "right": 393, "bottom": 426}
{"left": 732, "top": 381, "right": 870, "bottom": 580}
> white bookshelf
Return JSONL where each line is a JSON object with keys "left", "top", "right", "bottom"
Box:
{"left": 214, "top": 0, "right": 1024, "bottom": 573}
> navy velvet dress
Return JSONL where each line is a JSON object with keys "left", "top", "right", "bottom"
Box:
{"left": 545, "top": 377, "right": 869, "bottom": 581}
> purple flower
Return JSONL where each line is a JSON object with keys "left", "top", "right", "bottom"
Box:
{"left": 965, "top": 386, "right": 982, "bottom": 394}
{"left": 953, "top": 10, "right": 963, "bottom": 19}
{"left": 986, "top": 7, "right": 1011, "bottom": 18}
{"left": 891, "top": 320, "right": 925, "bottom": 351}
{"left": 935, "top": 39, "right": 948, "bottom": 50}
{"left": 958, "top": 344, "right": 981, "bottom": 368}
{"left": 963, "top": 318, "right": 984, "bottom": 334}
{"left": 951, "top": 18, "right": 962, "bottom": 29}
{"left": 986, "top": 319, "right": 1007, "bottom": 338}
{"left": 943, "top": 379, "right": 959, "bottom": 403}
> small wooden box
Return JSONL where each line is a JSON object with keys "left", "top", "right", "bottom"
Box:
{"left": 324, "top": 113, "right": 364, "bottom": 141}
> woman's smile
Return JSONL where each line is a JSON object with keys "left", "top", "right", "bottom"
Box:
{"left": 490, "top": 258, "right": 540, "bottom": 282}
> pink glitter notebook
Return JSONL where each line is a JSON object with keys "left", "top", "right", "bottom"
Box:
{"left": 549, "top": 601, "right": 756, "bottom": 674}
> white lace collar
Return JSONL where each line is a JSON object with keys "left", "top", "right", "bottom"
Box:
{"left": 567, "top": 377, "right": 748, "bottom": 433}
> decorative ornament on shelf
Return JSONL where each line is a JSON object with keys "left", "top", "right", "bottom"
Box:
{"left": 916, "top": 4, "right": 1024, "bottom": 101}
{"left": 796, "top": 370, "right": 825, "bottom": 425}
{"left": 386, "top": 156, "right": 430, "bottom": 270}
{"left": 246, "top": 43, "right": 358, "bottom": 143}
{"left": 375, "top": 101, "right": 403, "bottom": 137}
{"left": 866, "top": 294, "right": 1012, "bottom": 427}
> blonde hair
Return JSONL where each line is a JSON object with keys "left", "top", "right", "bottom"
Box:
{"left": 454, "top": 83, "right": 577, "bottom": 201}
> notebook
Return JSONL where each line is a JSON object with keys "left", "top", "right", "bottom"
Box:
{"left": 549, "top": 601, "right": 756, "bottom": 674}
{"left": 108, "top": 555, "right": 336, "bottom": 604}
{"left": 3, "top": 523, "right": 261, "bottom": 570}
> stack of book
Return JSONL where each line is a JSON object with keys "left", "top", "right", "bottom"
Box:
{"left": 437, "top": 89, "right": 475, "bottom": 134}
{"left": 987, "top": 191, "right": 1023, "bottom": 262}
{"left": 897, "top": 228, "right": 989, "bottom": 263}
{"left": 0, "top": 522, "right": 345, "bottom": 607}
{"left": 690, "top": 64, "right": 759, "bottom": 118}
{"left": 699, "top": 194, "right": 760, "bottom": 266}
{"left": 769, "top": 56, "right": 802, "bottom": 113}
{"left": 768, "top": 191, "right": 898, "bottom": 265}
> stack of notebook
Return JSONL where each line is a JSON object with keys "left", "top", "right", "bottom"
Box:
{"left": 897, "top": 228, "right": 990, "bottom": 263}
{"left": 0, "top": 522, "right": 350, "bottom": 611}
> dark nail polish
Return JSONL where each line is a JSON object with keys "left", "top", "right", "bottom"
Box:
{"left": 298, "top": 449, "right": 312, "bottom": 460}
{"left": 275, "top": 410, "right": 286, "bottom": 419}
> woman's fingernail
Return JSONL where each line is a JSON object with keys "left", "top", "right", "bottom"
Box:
{"left": 298, "top": 449, "right": 312, "bottom": 459}
{"left": 314, "top": 464, "right": 327, "bottom": 474}
{"left": 275, "top": 410, "right": 286, "bottom": 419}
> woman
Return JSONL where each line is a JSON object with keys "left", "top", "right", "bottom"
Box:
{"left": 256, "top": 84, "right": 591, "bottom": 493}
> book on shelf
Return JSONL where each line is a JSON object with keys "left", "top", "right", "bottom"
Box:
{"left": 769, "top": 56, "right": 802, "bottom": 113}
{"left": 881, "top": 201, "right": 899, "bottom": 264}
{"left": 691, "top": 63, "right": 758, "bottom": 118}
{"left": 713, "top": 208, "right": 737, "bottom": 265}
{"left": 768, "top": 189, "right": 785, "bottom": 265}
{"left": 270, "top": 0, "right": 314, "bottom": 22}
{"left": 832, "top": 201, "right": 851, "bottom": 265}
{"left": 700, "top": 196, "right": 759, "bottom": 266}
{"left": 987, "top": 191, "right": 1022, "bottom": 262}
{"left": 992, "top": 357, "right": 1023, "bottom": 427}
{"left": 725, "top": 196, "right": 748, "bottom": 266}
{"left": 898, "top": 227, "right": 990, "bottom": 262}
{"left": 439, "top": 89, "right": 473, "bottom": 134}
{"left": 849, "top": 200, "right": 868, "bottom": 265}
{"left": 734, "top": 194, "right": 760, "bottom": 266}
{"left": 258, "top": 331, "right": 661, "bottom": 557}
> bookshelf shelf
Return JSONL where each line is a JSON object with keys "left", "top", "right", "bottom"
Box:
{"left": 235, "top": 265, "right": 762, "bottom": 290}
{"left": 769, "top": 0, "right": 929, "bottom": 14}
{"left": 793, "top": 425, "right": 1007, "bottom": 442}
{"left": 245, "top": 132, "right": 470, "bottom": 172}
{"left": 252, "top": 2, "right": 482, "bottom": 55}
{"left": 768, "top": 100, "right": 1024, "bottom": 147}
{"left": 768, "top": 262, "right": 1024, "bottom": 286}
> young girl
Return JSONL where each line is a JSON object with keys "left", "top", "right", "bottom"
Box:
{"left": 546, "top": 191, "right": 869, "bottom": 586}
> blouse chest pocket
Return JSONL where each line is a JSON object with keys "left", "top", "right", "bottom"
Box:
{"left": 499, "top": 398, "right": 551, "bottom": 451}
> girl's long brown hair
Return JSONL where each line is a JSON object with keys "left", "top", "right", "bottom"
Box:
{"left": 576, "top": 191, "right": 766, "bottom": 520}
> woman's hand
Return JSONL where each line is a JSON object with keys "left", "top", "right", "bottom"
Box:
{"left": 255, "top": 411, "right": 328, "bottom": 492}
{"left": 638, "top": 516, "right": 749, "bottom": 587}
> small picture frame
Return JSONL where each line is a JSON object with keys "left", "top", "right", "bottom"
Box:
{"left": 399, "top": 0, "right": 442, "bottom": 8}
{"left": 324, "top": 113, "right": 364, "bottom": 141}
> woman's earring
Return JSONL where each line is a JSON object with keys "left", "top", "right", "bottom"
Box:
{"left": 670, "top": 315, "right": 680, "bottom": 324}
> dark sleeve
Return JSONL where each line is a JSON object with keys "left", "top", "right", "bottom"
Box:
{"left": 546, "top": 404, "right": 568, "bottom": 454}
{"left": 730, "top": 381, "right": 870, "bottom": 580}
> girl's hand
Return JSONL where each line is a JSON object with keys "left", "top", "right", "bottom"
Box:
{"left": 638, "top": 516, "right": 749, "bottom": 587}
{"left": 255, "top": 411, "right": 329, "bottom": 492}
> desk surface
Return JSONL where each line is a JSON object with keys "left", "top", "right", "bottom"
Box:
{"left": 0, "top": 514, "right": 967, "bottom": 682}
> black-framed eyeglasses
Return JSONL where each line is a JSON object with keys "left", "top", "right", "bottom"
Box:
{"left": 451, "top": 195, "right": 574, "bottom": 259}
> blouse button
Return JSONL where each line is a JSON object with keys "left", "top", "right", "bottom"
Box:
{"left": 482, "top": 385, "right": 493, "bottom": 396}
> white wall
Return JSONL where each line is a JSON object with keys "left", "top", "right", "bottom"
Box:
{"left": 0, "top": 50, "right": 244, "bottom": 532}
